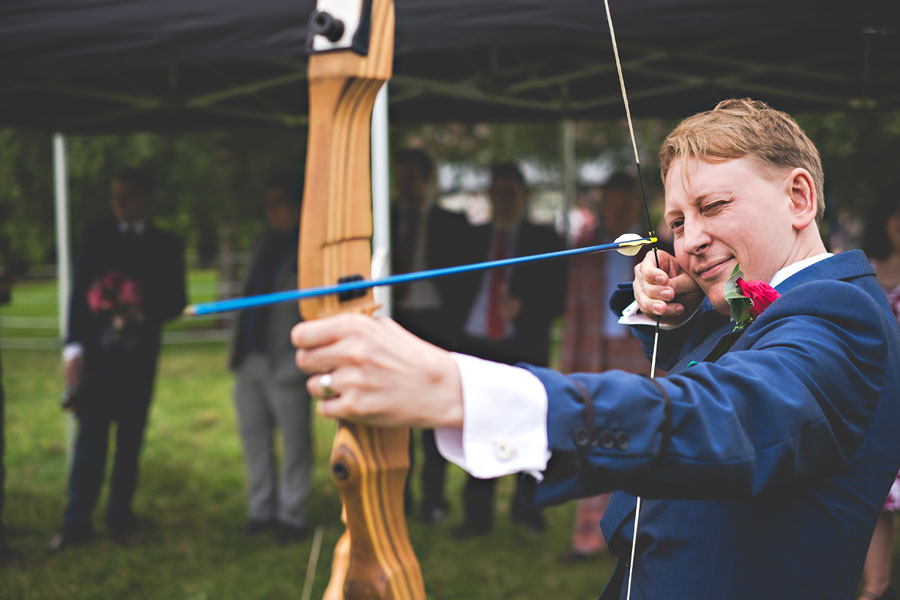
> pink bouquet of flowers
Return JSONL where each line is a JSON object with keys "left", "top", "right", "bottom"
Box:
{"left": 86, "top": 271, "right": 143, "bottom": 340}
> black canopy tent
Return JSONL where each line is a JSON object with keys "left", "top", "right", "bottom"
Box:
{"left": 1, "top": 0, "right": 899, "bottom": 133}
{"left": 0, "top": 0, "right": 896, "bottom": 349}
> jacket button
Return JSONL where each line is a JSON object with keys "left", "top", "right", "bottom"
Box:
{"left": 598, "top": 429, "right": 615, "bottom": 450}
{"left": 572, "top": 426, "right": 592, "bottom": 448}
{"left": 615, "top": 431, "right": 630, "bottom": 451}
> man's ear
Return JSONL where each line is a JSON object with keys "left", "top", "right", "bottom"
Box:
{"left": 786, "top": 168, "right": 818, "bottom": 230}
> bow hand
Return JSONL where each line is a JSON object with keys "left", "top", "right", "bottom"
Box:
{"left": 293, "top": 314, "right": 464, "bottom": 429}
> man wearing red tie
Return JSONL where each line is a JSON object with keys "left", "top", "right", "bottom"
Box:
{"left": 452, "top": 162, "right": 567, "bottom": 537}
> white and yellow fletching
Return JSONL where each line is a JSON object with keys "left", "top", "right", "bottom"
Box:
{"left": 615, "top": 233, "right": 654, "bottom": 256}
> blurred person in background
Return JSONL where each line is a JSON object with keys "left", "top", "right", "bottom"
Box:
{"left": 452, "top": 162, "right": 567, "bottom": 538}
{"left": 859, "top": 187, "right": 900, "bottom": 600}
{"left": 0, "top": 272, "right": 9, "bottom": 565}
{"left": 228, "top": 173, "right": 311, "bottom": 544}
{"left": 391, "top": 149, "right": 472, "bottom": 524}
{"left": 0, "top": 226, "right": 25, "bottom": 565}
{"left": 557, "top": 172, "right": 656, "bottom": 563}
{"left": 51, "top": 167, "right": 186, "bottom": 549}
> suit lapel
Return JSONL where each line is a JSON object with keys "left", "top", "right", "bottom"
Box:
{"left": 669, "top": 320, "right": 734, "bottom": 371}
{"left": 668, "top": 303, "right": 732, "bottom": 372}
{"left": 670, "top": 251, "right": 874, "bottom": 373}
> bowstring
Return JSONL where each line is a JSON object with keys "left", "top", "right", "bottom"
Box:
{"left": 602, "top": 1, "right": 662, "bottom": 598}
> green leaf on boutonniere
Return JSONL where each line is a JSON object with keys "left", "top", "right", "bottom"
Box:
{"left": 724, "top": 264, "right": 752, "bottom": 331}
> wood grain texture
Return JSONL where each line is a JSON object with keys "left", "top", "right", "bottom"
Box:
{"left": 299, "top": 1, "right": 424, "bottom": 598}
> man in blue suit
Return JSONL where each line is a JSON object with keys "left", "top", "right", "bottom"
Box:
{"left": 291, "top": 99, "right": 900, "bottom": 599}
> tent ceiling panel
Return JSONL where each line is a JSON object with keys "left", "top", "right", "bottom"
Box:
{"left": 1, "top": 1, "right": 897, "bottom": 131}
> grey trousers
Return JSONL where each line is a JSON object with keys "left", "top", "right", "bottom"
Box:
{"left": 233, "top": 353, "right": 312, "bottom": 527}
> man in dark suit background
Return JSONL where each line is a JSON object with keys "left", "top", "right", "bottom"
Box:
{"left": 229, "top": 173, "right": 311, "bottom": 544}
{"left": 51, "top": 168, "right": 186, "bottom": 549}
{"left": 391, "top": 149, "right": 471, "bottom": 523}
{"left": 453, "top": 162, "right": 567, "bottom": 537}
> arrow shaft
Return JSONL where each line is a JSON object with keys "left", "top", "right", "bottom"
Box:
{"left": 187, "top": 236, "right": 655, "bottom": 316}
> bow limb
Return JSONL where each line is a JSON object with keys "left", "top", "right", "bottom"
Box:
{"left": 300, "top": 1, "right": 424, "bottom": 598}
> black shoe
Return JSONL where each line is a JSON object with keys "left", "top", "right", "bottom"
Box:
{"left": 244, "top": 519, "right": 277, "bottom": 535}
{"left": 275, "top": 522, "right": 309, "bottom": 545}
{"left": 510, "top": 503, "right": 546, "bottom": 536}
{"left": 512, "top": 513, "right": 545, "bottom": 536}
{"left": 109, "top": 525, "right": 141, "bottom": 547}
{"left": 107, "top": 514, "right": 141, "bottom": 547}
{"left": 45, "top": 527, "right": 93, "bottom": 552}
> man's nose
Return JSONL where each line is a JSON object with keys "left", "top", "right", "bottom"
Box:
{"left": 681, "top": 219, "right": 711, "bottom": 254}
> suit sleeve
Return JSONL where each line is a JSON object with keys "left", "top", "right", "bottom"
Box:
{"left": 525, "top": 227, "right": 567, "bottom": 319}
{"left": 431, "top": 213, "right": 480, "bottom": 344}
{"left": 525, "top": 280, "right": 889, "bottom": 506}
{"left": 610, "top": 285, "right": 703, "bottom": 371}
{"left": 157, "top": 233, "right": 186, "bottom": 323}
{"left": 510, "top": 226, "right": 567, "bottom": 365}
{"left": 65, "top": 225, "right": 94, "bottom": 347}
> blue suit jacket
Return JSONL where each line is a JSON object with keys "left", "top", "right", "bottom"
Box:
{"left": 523, "top": 250, "right": 900, "bottom": 599}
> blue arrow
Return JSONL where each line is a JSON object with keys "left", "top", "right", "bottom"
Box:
{"left": 186, "top": 235, "right": 655, "bottom": 316}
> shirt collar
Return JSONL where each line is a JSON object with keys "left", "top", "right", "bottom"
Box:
{"left": 769, "top": 252, "right": 833, "bottom": 288}
{"left": 118, "top": 220, "right": 146, "bottom": 234}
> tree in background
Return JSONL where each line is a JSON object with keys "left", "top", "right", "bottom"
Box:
{"left": 1, "top": 110, "right": 900, "bottom": 276}
{"left": 0, "top": 130, "right": 305, "bottom": 282}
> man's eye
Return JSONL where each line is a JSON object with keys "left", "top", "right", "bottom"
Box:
{"left": 669, "top": 219, "right": 683, "bottom": 231}
{"left": 703, "top": 200, "right": 729, "bottom": 213}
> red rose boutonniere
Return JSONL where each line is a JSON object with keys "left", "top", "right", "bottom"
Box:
{"left": 724, "top": 265, "right": 781, "bottom": 331}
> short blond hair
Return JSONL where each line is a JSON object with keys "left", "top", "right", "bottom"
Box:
{"left": 659, "top": 98, "right": 825, "bottom": 223}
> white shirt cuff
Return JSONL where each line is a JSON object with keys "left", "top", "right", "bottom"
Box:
{"left": 618, "top": 300, "right": 701, "bottom": 330}
{"left": 435, "top": 353, "right": 551, "bottom": 481}
{"left": 63, "top": 343, "right": 84, "bottom": 361}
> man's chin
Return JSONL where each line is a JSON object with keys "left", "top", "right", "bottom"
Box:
{"left": 703, "top": 284, "right": 731, "bottom": 316}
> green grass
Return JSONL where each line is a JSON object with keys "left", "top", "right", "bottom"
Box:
{"left": 0, "top": 345, "right": 613, "bottom": 599}
{"left": 0, "top": 269, "right": 612, "bottom": 597}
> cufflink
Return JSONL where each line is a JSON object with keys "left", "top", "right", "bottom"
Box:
{"left": 493, "top": 439, "right": 517, "bottom": 461}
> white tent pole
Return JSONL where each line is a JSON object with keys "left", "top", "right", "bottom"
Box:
{"left": 371, "top": 83, "right": 392, "bottom": 318}
{"left": 560, "top": 119, "right": 577, "bottom": 245}
{"left": 53, "top": 132, "right": 76, "bottom": 461}
{"left": 53, "top": 133, "right": 71, "bottom": 341}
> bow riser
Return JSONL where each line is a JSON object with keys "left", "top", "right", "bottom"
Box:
{"left": 300, "top": 1, "right": 424, "bottom": 598}
{"left": 331, "top": 423, "right": 424, "bottom": 599}
{"left": 301, "top": 74, "right": 381, "bottom": 319}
